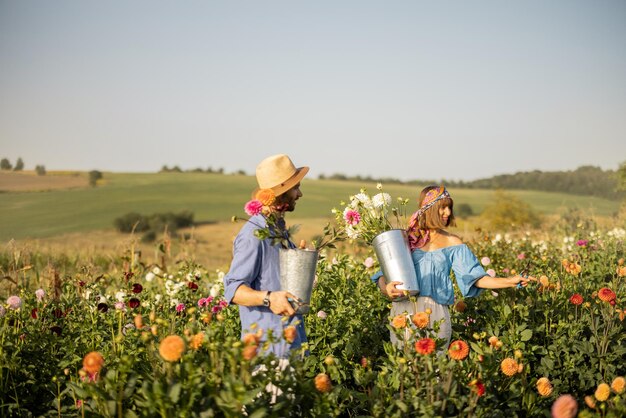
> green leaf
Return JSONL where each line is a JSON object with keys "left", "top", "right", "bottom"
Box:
{"left": 520, "top": 329, "right": 533, "bottom": 342}
{"left": 469, "top": 342, "right": 484, "bottom": 355}
{"left": 169, "top": 382, "right": 182, "bottom": 403}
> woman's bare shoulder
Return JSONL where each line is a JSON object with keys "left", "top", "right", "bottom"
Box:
{"left": 443, "top": 231, "right": 463, "bottom": 246}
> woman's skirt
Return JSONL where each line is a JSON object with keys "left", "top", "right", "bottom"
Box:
{"left": 389, "top": 296, "right": 451, "bottom": 349}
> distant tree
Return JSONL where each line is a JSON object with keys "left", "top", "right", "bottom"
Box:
{"left": 89, "top": 170, "right": 103, "bottom": 187}
{"left": 618, "top": 161, "right": 626, "bottom": 191}
{"left": 217, "top": 167, "right": 224, "bottom": 174}
{"left": 1, "top": 158, "right": 12, "bottom": 170}
{"left": 235, "top": 169, "right": 246, "bottom": 175}
{"left": 13, "top": 157, "right": 24, "bottom": 171}
{"left": 318, "top": 173, "right": 326, "bottom": 180}
{"left": 160, "top": 165, "right": 170, "bottom": 173}
{"left": 35, "top": 165, "right": 46, "bottom": 175}
{"left": 481, "top": 189, "right": 542, "bottom": 230}
{"left": 455, "top": 203, "right": 474, "bottom": 218}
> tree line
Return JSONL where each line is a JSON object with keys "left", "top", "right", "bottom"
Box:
{"left": 320, "top": 163, "right": 626, "bottom": 201}
{"left": 1, "top": 157, "right": 46, "bottom": 175}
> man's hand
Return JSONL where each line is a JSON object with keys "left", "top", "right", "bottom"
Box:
{"left": 268, "top": 290, "right": 297, "bottom": 316}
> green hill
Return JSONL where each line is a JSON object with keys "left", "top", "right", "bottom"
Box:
{"left": 0, "top": 172, "right": 621, "bottom": 240}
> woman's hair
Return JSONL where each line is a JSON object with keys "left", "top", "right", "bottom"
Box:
{"left": 417, "top": 186, "right": 456, "bottom": 229}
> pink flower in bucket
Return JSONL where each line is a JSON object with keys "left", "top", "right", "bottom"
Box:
{"left": 481, "top": 257, "right": 491, "bottom": 266}
{"left": 344, "top": 209, "right": 361, "bottom": 226}
{"left": 363, "top": 257, "right": 375, "bottom": 268}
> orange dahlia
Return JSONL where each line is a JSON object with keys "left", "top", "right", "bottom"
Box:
{"left": 411, "top": 311, "right": 429, "bottom": 329}
{"left": 488, "top": 336, "right": 500, "bottom": 348}
{"left": 454, "top": 300, "right": 467, "bottom": 312}
{"left": 569, "top": 294, "right": 583, "bottom": 305}
{"left": 617, "top": 266, "right": 626, "bottom": 277}
{"left": 414, "top": 338, "right": 436, "bottom": 355}
{"left": 82, "top": 351, "right": 104, "bottom": 374}
{"left": 283, "top": 326, "right": 297, "bottom": 343}
{"left": 391, "top": 314, "right": 407, "bottom": 329}
{"left": 539, "top": 275, "right": 550, "bottom": 288}
{"left": 595, "top": 382, "right": 610, "bottom": 401}
{"left": 159, "top": 335, "right": 185, "bottom": 362}
{"left": 314, "top": 373, "right": 332, "bottom": 393}
{"left": 500, "top": 358, "right": 518, "bottom": 377}
{"left": 242, "top": 344, "right": 258, "bottom": 361}
{"left": 255, "top": 189, "right": 276, "bottom": 206}
{"left": 551, "top": 394, "right": 578, "bottom": 418}
{"left": 598, "top": 287, "right": 616, "bottom": 303}
{"left": 611, "top": 376, "right": 625, "bottom": 394}
{"left": 189, "top": 332, "right": 204, "bottom": 350}
{"left": 447, "top": 340, "right": 469, "bottom": 360}
{"left": 584, "top": 395, "right": 596, "bottom": 408}
{"left": 536, "top": 377, "right": 553, "bottom": 397}
{"left": 243, "top": 332, "right": 261, "bottom": 346}
{"left": 134, "top": 314, "right": 143, "bottom": 329}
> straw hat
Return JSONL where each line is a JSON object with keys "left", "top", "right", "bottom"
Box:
{"left": 253, "top": 154, "right": 309, "bottom": 197}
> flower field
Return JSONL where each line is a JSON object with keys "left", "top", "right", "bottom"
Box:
{"left": 1, "top": 221, "right": 625, "bottom": 417}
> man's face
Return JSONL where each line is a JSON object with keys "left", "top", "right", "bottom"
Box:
{"left": 277, "top": 183, "right": 302, "bottom": 212}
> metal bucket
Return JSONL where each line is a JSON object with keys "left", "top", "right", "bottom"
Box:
{"left": 279, "top": 248, "right": 319, "bottom": 314}
{"left": 372, "top": 229, "right": 419, "bottom": 295}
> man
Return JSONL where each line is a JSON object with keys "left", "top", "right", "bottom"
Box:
{"left": 223, "top": 154, "right": 308, "bottom": 356}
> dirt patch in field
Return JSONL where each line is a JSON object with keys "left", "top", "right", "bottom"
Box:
{"left": 0, "top": 171, "right": 88, "bottom": 192}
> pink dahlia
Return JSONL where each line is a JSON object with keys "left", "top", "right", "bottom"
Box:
{"left": 244, "top": 200, "right": 263, "bottom": 216}
{"left": 7, "top": 295, "right": 22, "bottom": 310}
{"left": 344, "top": 210, "right": 361, "bottom": 226}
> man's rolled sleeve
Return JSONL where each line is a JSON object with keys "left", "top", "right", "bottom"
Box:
{"left": 223, "top": 232, "right": 261, "bottom": 304}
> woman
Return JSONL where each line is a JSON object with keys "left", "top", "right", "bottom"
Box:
{"left": 371, "top": 185, "right": 534, "bottom": 346}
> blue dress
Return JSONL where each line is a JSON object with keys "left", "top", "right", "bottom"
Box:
{"left": 371, "top": 244, "right": 487, "bottom": 346}
{"left": 371, "top": 243, "right": 486, "bottom": 305}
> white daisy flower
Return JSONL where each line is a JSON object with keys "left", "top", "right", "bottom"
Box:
{"left": 372, "top": 193, "right": 391, "bottom": 209}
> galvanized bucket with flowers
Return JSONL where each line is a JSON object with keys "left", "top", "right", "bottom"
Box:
{"left": 237, "top": 188, "right": 345, "bottom": 313}
{"left": 334, "top": 183, "right": 419, "bottom": 294}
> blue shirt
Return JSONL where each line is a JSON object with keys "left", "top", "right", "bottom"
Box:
{"left": 371, "top": 244, "right": 486, "bottom": 305}
{"left": 223, "top": 214, "right": 307, "bottom": 356}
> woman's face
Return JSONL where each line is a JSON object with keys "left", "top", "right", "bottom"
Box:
{"left": 438, "top": 205, "right": 452, "bottom": 226}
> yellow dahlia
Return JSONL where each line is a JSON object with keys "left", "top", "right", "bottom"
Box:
{"left": 501, "top": 358, "right": 518, "bottom": 377}
{"left": 448, "top": 340, "right": 469, "bottom": 360}
{"left": 536, "top": 377, "right": 553, "bottom": 397}
{"left": 159, "top": 335, "right": 185, "bottom": 362}
{"left": 411, "top": 311, "right": 429, "bottom": 329}
{"left": 595, "top": 382, "right": 610, "bottom": 401}
{"left": 611, "top": 376, "right": 625, "bottom": 394}
{"left": 584, "top": 395, "right": 596, "bottom": 408}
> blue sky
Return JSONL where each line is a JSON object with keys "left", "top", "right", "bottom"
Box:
{"left": 1, "top": 0, "right": 625, "bottom": 181}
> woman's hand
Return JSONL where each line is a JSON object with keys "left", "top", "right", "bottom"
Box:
{"left": 510, "top": 275, "right": 537, "bottom": 288}
{"left": 385, "top": 281, "right": 406, "bottom": 299}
